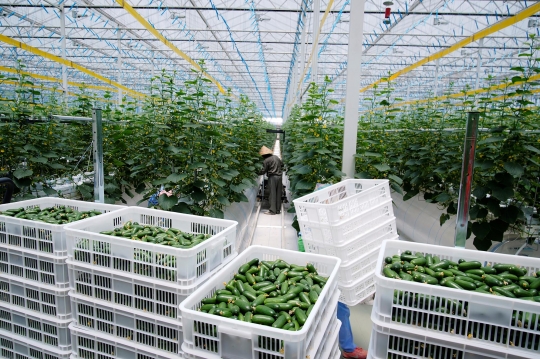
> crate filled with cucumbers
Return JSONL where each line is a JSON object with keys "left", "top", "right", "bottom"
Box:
{"left": 0, "top": 198, "right": 124, "bottom": 257}
{"left": 180, "top": 245, "right": 341, "bottom": 359}
{"left": 373, "top": 240, "right": 540, "bottom": 356}
{"left": 65, "top": 207, "right": 237, "bottom": 286}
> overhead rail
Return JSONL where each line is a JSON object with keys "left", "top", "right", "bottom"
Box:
{"left": 359, "top": 2, "right": 540, "bottom": 94}
{"left": 0, "top": 66, "right": 119, "bottom": 93}
{"left": 115, "top": 0, "right": 226, "bottom": 95}
{"left": 361, "top": 72, "right": 540, "bottom": 113}
{"left": 296, "top": 0, "right": 335, "bottom": 93}
{"left": 0, "top": 34, "right": 145, "bottom": 98}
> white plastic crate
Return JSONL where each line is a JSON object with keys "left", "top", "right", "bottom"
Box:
{"left": 302, "top": 217, "right": 398, "bottom": 267}
{"left": 0, "top": 277, "right": 71, "bottom": 320}
{"left": 293, "top": 179, "right": 391, "bottom": 225}
{"left": 69, "top": 323, "right": 182, "bottom": 359}
{"left": 0, "top": 332, "right": 71, "bottom": 359}
{"left": 67, "top": 256, "right": 236, "bottom": 321}
{"left": 337, "top": 245, "right": 381, "bottom": 285}
{"left": 70, "top": 293, "right": 183, "bottom": 355}
{"left": 180, "top": 245, "right": 341, "bottom": 359}
{"left": 65, "top": 207, "right": 237, "bottom": 286}
{"left": 0, "top": 303, "right": 71, "bottom": 351}
{"left": 368, "top": 319, "right": 530, "bottom": 359}
{"left": 374, "top": 240, "right": 540, "bottom": 357}
{"left": 0, "top": 246, "right": 69, "bottom": 288}
{"left": 338, "top": 271, "right": 376, "bottom": 306}
{"left": 299, "top": 198, "right": 395, "bottom": 248}
{"left": 0, "top": 198, "right": 124, "bottom": 257}
{"left": 318, "top": 318, "right": 341, "bottom": 359}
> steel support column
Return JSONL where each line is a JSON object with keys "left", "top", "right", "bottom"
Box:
{"left": 60, "top": 5, "right": 68, "bottom": 105}
{"left": 311, "top": 0, "right": 321, "bottom": 83}
{"left": 92, "top": 108, "right": 104, "bottom": 203}
{"left": 341, "top": 0, "right": 365, "bottom": 178}
{"left": 117, "top": 30, "right": 123, "bottom": 105}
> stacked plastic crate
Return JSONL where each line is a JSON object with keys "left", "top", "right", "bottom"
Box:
{"left": 369, "top": 240, "right": 540, "bottom": 359}
{"left": 0, "top": 198, "right": 124, "bottom": 359}
{"left": 293, "top": 180, "right": 398, "bottom": 306}
{"left": 64, "top": 207, "right": 238, "bottom": 359}
{"left": 179, "top": 245, "right": 342, "bottom": 359}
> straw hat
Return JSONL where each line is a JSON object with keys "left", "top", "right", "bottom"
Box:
{"left": 259, "top": 146, "right": 273, "bottom": 156}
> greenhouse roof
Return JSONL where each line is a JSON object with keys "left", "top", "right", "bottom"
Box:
{"left": 1, "top": 0, "right": 539, "bottom": 117}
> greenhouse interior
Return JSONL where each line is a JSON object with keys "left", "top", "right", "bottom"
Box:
{"left": 1, "top": 0, "right": 540, "bottom": 358}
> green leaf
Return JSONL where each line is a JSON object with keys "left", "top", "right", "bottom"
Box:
{"left": 49, "top": 163, "right": 66, "bottom": 170}
{"left": 211, "top": 177, "right": 226, "bottom": 187}
{"left": 363, "top": 152, "right": 382, "bottom": 157}
{"left": 434, "top": 192, "right": 451, "bottom": 202}
{"left": 472, "top": 186, "right": 488, "bottom": 200}
{"left": 475, "top": 160, "right": 494, "bottom": 170}
{"left": 473, "top": 236, "right": 492, "bottom": 251}
{"left": 217, "top": 196, "right": 230, "bottom": 206}
{"left": 158, "top": 194, "right": 178, "bottom": 210}
{"left": 304, "top": 137, "right": 323, "bottom": 143}
{"left": 491, "top": 186, "right": 514, "bottom": 202}
{"left": 500, "top": 205, "right": 522, "bottom": 224}
{"left": 209, "top": 208, "right": 224, "bottom": 219}
{"left": 13, "top": 169, "right": 33, "bottom": 179}
{"left": 490, "top": 218, "right": 509, "bottom": 233}
{"left": 388, "top": 174, "right": 403, "bottom": 185}
{"left": 440, "top": 213, "right": 450, "bottom": 226}
{"left": 524, "top": 145, "right": 540, "bottom": 155}
{"left": 295, "top": 180, "right": 314, "bottom": 190}
{"left": 166, "top": 173, "right": 188, "bottom": 183}
{"left": 29, "top": 156, "right": 48, "bottom": 164}
{"left": 503, "top": 162, "right": 524, "bottom": 177}
{"left": 478, "top": 136, "right": 505, "bottom": 145}
{"left": 472, "top": 222, "right": 491, "bottom": 240}
{"left": 42, "top": 187, "right": 58, "bottom": 196}
{"left": 373, "top": 163, "right": 391, "bottom": 172}
{"left": 391, "top": 182, "right": 403, "bottom": 195}
{"left": 295, "top": 165, "right": 312, "bottom": 175}
{"left": 191, "top": 188, "right": 206, "bottom": 202}
{"left": 469, "top": 205, "right": 480, "bottom": 220}
{"left": 172, "top": 203, "right": 192, "bottom": 214}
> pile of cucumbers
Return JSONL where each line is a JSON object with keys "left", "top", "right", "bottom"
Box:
{"left": 383, "top": 250, "right": 540, "bottom": 301}
{"left": 198, "top": 258, "right": 329, "bottom": 331}
{"left": 99, "top": 221, "right": 212, "bottom": 249}
{"left": 0, "top": 206, "right": 102, "bottom": 224}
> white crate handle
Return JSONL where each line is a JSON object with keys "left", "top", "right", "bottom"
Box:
{"left": 219, "top": 325, "right": 252, "bottom": 339}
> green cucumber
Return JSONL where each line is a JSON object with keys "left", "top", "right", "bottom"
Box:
{"left": 252, "top": 315, "right": 275, "bottom": 325}
{"left": 458, "top": 261, "right": 482, "bottom": 271}
{"left": 254, "top": 305, "right": 276, "bottom": 317}
{"left": 492, "top": 287, "right": 516, "bottom": 298}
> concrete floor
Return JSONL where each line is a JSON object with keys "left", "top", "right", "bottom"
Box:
{"left": 251, "top": 199, "right": 374, "bottom": 354}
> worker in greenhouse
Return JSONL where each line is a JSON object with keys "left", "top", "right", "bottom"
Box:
{"left": 259, "top": 146, "right": 283, "bottom": 215}
{"left": 338, "top": 302, "right": 368, "bottom": 358}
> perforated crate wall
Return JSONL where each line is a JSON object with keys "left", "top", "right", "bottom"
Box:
{"left": 0, "top": 333, "right": 71, "bottom": 359}
{"left": 339, "top": 271, "right": 376, "bottom": 306}
{"left": 70, "top": 294, "right": 183, "bottom": 355}
{"left": 0, "top": 198, "right": 124, "bottom": 257}
{"left": 374, "top": 240, "right": 540, "bottom": 358}
{"left": 0, "top": 277, "right": 70, "bottom": 320}
{"left": 65, "top": 207, "right": 237, "bottom": 286}
{"left": 337, "top": 245, "right": 382, "bottom": 285}
{"left": 70, "top": 323, "right": 182, "bottom": 359}
{"left": 0, "top": 247, "right": 69, "bottom": 288}
{"left": 0, "top": 304, "right": 71, "bottom": 351}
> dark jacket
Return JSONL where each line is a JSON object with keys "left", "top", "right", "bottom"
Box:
{"left": 260, "top": 155, "right": 283, "bottom": 176}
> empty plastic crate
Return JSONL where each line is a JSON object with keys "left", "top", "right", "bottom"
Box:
{"left": 180, "top": 245, "right": 341, "bottom": 359}
{"left": 70, "top": 293, "right": 182, "bottom": 355}
{"left": 0, "top": 303, "right": 71, "bottom": 351}
{"left": 293, "top": 179, "right": 391, "bottom": 225}
{"left": 339, "top": 271, "right": 376, "bottom": 306}
{"left": 67, "top": 256, "right": 236, "bottom": 321}
{"left": 0, "top": 277, "right": 71, "bottom": 320}
{"left": 0, "top": 198, "right": 124, "bottom": 257}
{"left": 302, "top": 217, "right": 398, "bottom": 266}
{"left": 0, "top": 332, "right": 71, "bottom": 359}
{"left": 374, "top": 240, "right": 540, "bottom": 357}
{"left": 69, "top": 323, "right": 181, "bottom": 359}
{"left": 299, "top": 198, "right": 395, "bottom": 248}
{"left": 318, "top": 318, "right": 341, "bottom": 359}
{"left": 65, "top": 207, "right": 237, "bottom": 286}
{"left": 0, "top": 247, "right": 69, "bottom": 288}
{"left": 368, "top": 318, "right": 530, "bottom": 359}
{"left": 337, "top": 245, "right": 381, "bottom": 285}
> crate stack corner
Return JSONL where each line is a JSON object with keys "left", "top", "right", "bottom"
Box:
{"left": 293, "top": 179, "right": 397, "bottom": 305}
{"left": 0, "top": 198, "right": 125, "bottom": 358}
{"left": 179, "top": 245, "right": 341, "bottom": 359}
{"left": 368, "top": 239, "right": 540, "bottom": 359}
{"left": 64, "top": 206, "right": 238, "bottom": 359}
